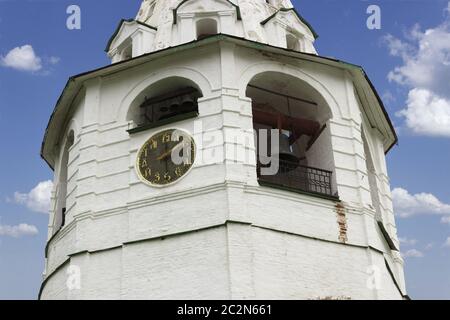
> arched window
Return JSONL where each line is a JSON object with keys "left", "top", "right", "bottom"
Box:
{"left": 286, "top": 33, "right": 300, "bottom": 51}
{"left": 54, "top": 131, "right": 74, "bottom": 233}
{"left": 196, "top": 18, "right": 218, "bottom": 40}
{"left": 127, "top": 77, "right": 203, "bottom": 133}
{"left": 362, "top": 131, "right": 382, "bottom": 220}
{"left": 121, "top": 42, "right": 133, "bottom": 61}
{"left": 246, "top": 72, "right": 337, "bottom": 198}
{"left": 147, "top": 2, "right": 156, "bottom": 17}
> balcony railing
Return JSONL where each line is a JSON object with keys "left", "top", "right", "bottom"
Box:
{"left": 257, "top": 160, "right": 337, "bottom": 199}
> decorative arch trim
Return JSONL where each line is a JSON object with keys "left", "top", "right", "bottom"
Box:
{"left": 105, "top": 19, "right": 157, "bottom": 52}
{"left": 173, "top": 0, "right": 242, "bottom": 24}
{"left": 260, "top": 8, "right": 318, "bottom": 39}
{"left": 238, "top": 61, "right": 342, "bottom": 119}
{"left": 118, "top": 67, "right": 213, "bottom": 121}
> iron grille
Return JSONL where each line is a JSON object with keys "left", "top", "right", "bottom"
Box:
{"left": 257, "top": 160, "right": 335, "bottom": 198}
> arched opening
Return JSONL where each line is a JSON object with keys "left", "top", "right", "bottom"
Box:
{"left": 54, "top": 130, "right": 74, "bottom": 233}
{"left": 362, "top": 130, "right": 382, "bottom": 220}
{"left": 127, "top": 77, "right": 203, "bottom": 132}
{"left": 121, "top": 42, "right": 132, "bottom": 61}
{"left": 147, "top": 2, "right": 156, "bottom": 17}
{"left": 246, "top": 72, "right": 337, "bottom": 198}
{"left": 196, "top": 18, "right": 218, "bottom": 40}
{"left": 286, "top": 33, "right": 300, "bottom": 51}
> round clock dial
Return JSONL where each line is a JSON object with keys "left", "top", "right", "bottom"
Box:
{"left": 136, "top": 129, "right": 196, "bottom": 186}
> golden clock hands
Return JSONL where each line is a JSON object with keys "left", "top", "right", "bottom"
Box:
{"left": 156, "top": 142, "right": 185, "bottom": 161}
{"left": 156, "top": 148, "right": 172, "bottom": 161}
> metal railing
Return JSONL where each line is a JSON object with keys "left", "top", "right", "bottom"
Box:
{"left": 257, "top": 159, "right": 335, "bottom": 198}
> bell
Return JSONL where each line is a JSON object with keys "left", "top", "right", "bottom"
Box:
{"left": 276, "top": 133, "right": 299, "bottom": 164}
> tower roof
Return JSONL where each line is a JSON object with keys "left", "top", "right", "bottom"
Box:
{"left": 105, "top": 0, "right": 319, "bottom": 62}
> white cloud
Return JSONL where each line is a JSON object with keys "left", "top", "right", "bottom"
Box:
{"left": 384, "top": 3, "right": 450, "bottom": 137}
{"left": 392, "top": 187, "right": 450, "bottom": 220}
{"left": 395, "top": 89, "right": 450, "bottom": 137}
{"left": 0, "top": 223, "right": 38, "bottom": 238}
{"left": 402, "top": 249, "right": 424, "bottom": 258}
{"left": 49, "top": 56, "right": 60, "bottom": 65}
{"left": 0, "top": 45, "right": 42, "bottom": 72}
{"left": 399, "top": 237, "right": 418, "bottom": 246}
{"left": 381, "top": 90, "right": 396, "bottom": 104}
{"left": 441, "top": 216, "right": 450, "bottom": 225}
{"left": 383, "top": 34, "right": 413, "bottom": 62}
{"left": 444, "top": 237, "right": 450, "bottom": 248}
{"left": 14, "top": 180, "right": 53, "bottom": 214}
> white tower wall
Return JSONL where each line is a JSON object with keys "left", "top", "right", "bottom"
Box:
{"left": 40, "top": 0, "right": 405, "bottom": 300}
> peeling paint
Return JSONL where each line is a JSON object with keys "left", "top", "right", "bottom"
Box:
{"left": 336, "top": 203, "right": 348, "bottom": 243}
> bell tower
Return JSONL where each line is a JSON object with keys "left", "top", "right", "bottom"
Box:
{"left": 40, "top": 0, "right": 407, "bottom": 299}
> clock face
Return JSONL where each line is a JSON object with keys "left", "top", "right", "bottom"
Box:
{"left": 136, "top": 129, "right": 196, "bottom": 186}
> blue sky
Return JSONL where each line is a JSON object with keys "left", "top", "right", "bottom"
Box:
{"left": 0, "top": 0, "right": 449, "bottom": 299}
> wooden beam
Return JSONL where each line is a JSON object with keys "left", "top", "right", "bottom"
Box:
{"left": 306, "top": 124, "right": 327, "bottom": 151}
{"left": 252, "top": 110, "right": 320, "bottom": 137}
{"left": 248, "top": 84, "right": 318, "bottom": 106}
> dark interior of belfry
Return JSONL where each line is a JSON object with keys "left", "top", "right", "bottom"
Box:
{"left": 246, "top": 72, "right": 336, "bottom": 198}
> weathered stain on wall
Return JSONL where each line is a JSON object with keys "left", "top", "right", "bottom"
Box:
{"left": 336, "top": 202, "right": 348, "bottom": 243}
